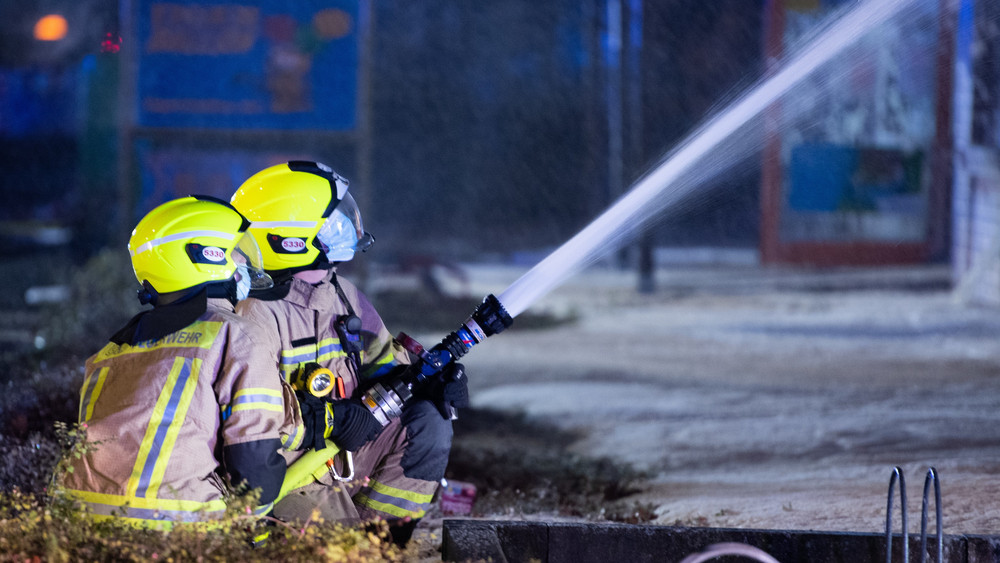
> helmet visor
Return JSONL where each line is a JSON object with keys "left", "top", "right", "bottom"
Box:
{"left": 233, "top": 232, "right": 274, "bottom": 289}
{"left": 316, "top": 192, "right": 374, "bottom": 262}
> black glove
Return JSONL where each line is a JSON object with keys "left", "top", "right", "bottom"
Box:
{"left": 329, "top": 399, "right": 383, "bottom": 452}
{"left": 296, "top": 390, "right": 332, "bottom": 452}
{"left": 429, "top": 362, "right": 469, "bottom": 419}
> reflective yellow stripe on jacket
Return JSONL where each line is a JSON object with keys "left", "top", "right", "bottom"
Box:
{"left": 128, "top": 356, "right": 201, "bottom": 500}
{"left": 79, "top": 366, "right": 109, "bottom": 423}
{"left": 354, "top": 479, "right": 434, "bottom": 519}
{"left": 62, "top": 489, "right": 227, "bottom": 530}
{"left": 360, "top": 350, "right": 397, "bottom": 380}
{"left": 281, "top": 419, "right": 305, "bottom": 450}
{"left": 278, "top": 337, "right": 360, "bottom": 380}
{"left": 230, "top": 387, "right": 283, "bottom": 414}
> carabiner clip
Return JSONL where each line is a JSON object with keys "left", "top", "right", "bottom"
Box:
{"left": 327, "top": 451, "right": 354, "bottom": 482}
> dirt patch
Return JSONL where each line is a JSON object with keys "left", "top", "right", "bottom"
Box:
{"left": 443, "top": 408, "right": 653, "bottom": 521}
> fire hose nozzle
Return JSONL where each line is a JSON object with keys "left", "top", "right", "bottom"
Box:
{"left": 362, "top": 294, "right": 514, "bottom": 427}
{"left": 472, "top": 294, "right": 514, "bottom": 338}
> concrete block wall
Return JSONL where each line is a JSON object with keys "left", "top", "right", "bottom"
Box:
{"left": 442, "top": 520, "right": 1000, "bottom": 563}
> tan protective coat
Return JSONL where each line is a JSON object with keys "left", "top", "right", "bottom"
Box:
{"left": 61, "top": 299, "right": 290, "bottom": 528}
{"left": 237, "top": 270, "right": 442, "bottom": 523}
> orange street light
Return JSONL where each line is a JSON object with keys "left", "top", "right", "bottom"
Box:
{"left": 34, "top": 14, "right": 68, "bottom": 41}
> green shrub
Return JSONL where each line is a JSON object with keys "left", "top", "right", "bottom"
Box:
{"left": 0, "top": 489, "right": 404, "bottom": 562}
{"left": 0, "top": 423, "right": 405, "bottom": 562}
{"left": 0, "top": 364, "right": 82, "bottom": 494}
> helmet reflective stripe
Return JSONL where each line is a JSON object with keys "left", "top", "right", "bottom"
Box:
{"left": 130, "top": 230, "right": 236, "bottom": 257}
{"left": 249, "top": 220, "right": 320, "bottom": 229}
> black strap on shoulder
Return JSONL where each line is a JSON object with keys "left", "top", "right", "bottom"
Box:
{"left": 110, "top": 290, "right": 208, "bottom": 344}
{"left": 330, "top": 273, "right": 363, "bottom": 378}
{"left": 329, "top": 273, "right": 356, "bottom": 317}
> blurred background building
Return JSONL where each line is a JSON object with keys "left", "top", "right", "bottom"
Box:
{"left": 0, "top": 0, "right": 763, "bottom": 264}
{"left": 2, "top": 0, "right": 1000, "bottom": 301}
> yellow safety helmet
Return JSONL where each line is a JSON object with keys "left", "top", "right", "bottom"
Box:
{"left": 230, "top": 161, "right": 373, "bottom": 276}
{"left": 128, "top": 195, "right": 272, "bottom": 304}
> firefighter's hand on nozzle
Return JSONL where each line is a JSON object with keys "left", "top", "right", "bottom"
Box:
{"left": 434, "top": 362, "right": 469, "bottom": 420}
{"left": 296, "top": 392, "right": 379, "bottom": 452}
{"left": 329, "top": 400, "right": 382, "bottom": 452}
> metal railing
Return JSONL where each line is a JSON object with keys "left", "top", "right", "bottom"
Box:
{"left": 885, "top": 466, "right": 943, "bottom": 563}
{"left": 919, "top": 467, "right": 942, "bottom": 563}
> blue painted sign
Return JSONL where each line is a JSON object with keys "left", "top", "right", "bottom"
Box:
{"left": 135, "top": 0, "right": 361, "bottom": 130}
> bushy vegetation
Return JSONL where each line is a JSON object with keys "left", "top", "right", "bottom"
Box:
{"left": 0, "top": 388, "right": 405, "bottom": 561}
{"left": 0, "top": 488, "right": 405, "bottom": 562}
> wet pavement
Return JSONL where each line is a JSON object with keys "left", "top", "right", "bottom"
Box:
{"left": 443, "top": 259, "right": 1000, "bottom": 535}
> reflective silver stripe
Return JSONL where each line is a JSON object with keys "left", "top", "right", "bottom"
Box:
{"left": 250, "top": 220, "right": 318, "bottom": 229}
{"left": 131, "top": 230, "right": 235, "bottom": 256}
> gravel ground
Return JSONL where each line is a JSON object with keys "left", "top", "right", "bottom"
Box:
{"left": 433, "top": 260, "right": 1000, "bottom": 536}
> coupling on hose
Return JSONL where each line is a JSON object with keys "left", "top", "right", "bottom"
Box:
{"left": 361, "top": 377, "right": 411, "bottom": 427}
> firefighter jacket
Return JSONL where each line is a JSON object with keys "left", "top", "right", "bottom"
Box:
{"left": 60, "top": 297, "right": 288, "bottom": 529}
{"left": 239, "top": 271, "right": 454, "bottom": 525}
{"left": 235, "top": 269, "right": 412, "bottom": 460}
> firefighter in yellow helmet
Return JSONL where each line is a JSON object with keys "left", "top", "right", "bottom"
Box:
{"left": 231, "top": 161, "right": 466, "bottom": 546}
{"left": 59, "top": 196, "right": 294, "bottom": 532}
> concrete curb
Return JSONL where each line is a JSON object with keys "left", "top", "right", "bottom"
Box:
{"left": 441, "top": 520, "right": 1000, "bottom": 562}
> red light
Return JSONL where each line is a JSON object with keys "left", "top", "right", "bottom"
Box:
{"left": 101, "top": 32, "right": 122, "bottom": 54}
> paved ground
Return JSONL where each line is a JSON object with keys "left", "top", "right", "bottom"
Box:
{"left": 430, "top": 259, "right": 1000, "bottom": 536}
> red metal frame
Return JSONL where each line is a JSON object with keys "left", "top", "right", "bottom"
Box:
{"left": 758, "top": 0, "right": 954, "bottom": 266}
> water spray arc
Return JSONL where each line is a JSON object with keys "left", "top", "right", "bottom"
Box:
{"left": 278, "top": 0, "right": 921, "bottom": 501}
{"left": 500, "top": 0, "right": 921, "bottom": 317}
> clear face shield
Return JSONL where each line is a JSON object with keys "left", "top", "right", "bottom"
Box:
{"left": 315, "top": 192, "right": 374, "bottom": 263}
{"left": 232, "top": 232, "right": 273, "bottom": 299}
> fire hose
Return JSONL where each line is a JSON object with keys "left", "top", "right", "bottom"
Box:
{"left": 276, "top": 294, "right": 513, "bottom": 503}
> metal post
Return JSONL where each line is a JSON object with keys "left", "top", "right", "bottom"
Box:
{"left": 116, "top": 0, "right": 136, "bottom": 240}
{"left": 627, "top": 0, "right": 654, "bottom": 294}
{"left": 604, "top": 0, "right": 625, "bottom": 268}
{"left": 354, "top": 0, "right": 374, "bottom": 292}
